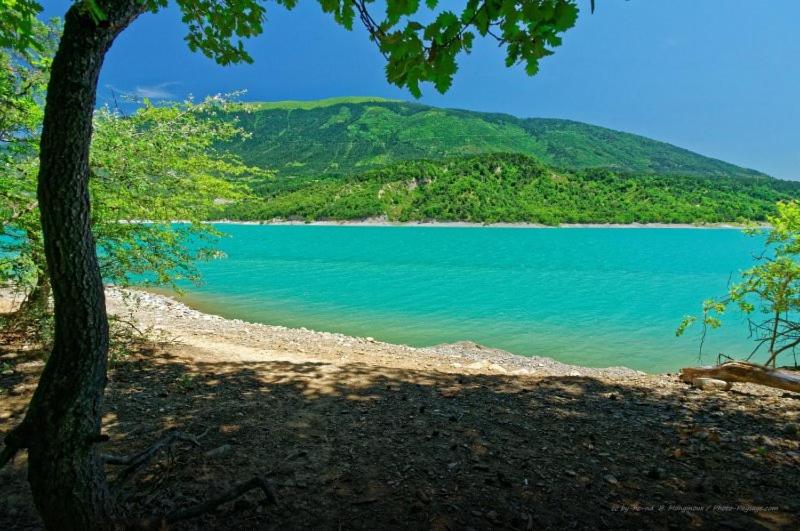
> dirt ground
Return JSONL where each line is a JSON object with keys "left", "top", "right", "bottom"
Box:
{"left": 1, "top": 290, "right": 799, "bottom": 530}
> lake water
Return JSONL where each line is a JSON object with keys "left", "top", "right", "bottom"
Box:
{"left": 173, "top": 225, "right": 770, "bottom": 373}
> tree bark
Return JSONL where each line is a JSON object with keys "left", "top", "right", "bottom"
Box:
{"left": 12, "top": 2, "right": 144, "bottom": 529}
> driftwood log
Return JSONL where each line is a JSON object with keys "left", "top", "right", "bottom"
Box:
{"left": 680, "top": 361, "right": 800, "bottom": 393}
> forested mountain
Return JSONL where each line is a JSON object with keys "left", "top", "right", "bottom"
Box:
{"left": 221, "top": 97, "right": 768, "bottom": 179}
{"left": 216, "top": 98, "right": 793, "bottom": 224}
{"left": 222, "top": 153, "right": 800, "bottom": 224}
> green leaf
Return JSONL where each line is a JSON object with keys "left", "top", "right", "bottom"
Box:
{"left": 83, "top": 0, "right": 107, "bottom": 23}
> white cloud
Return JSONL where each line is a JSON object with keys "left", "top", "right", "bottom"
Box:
{"left": 133, "top": 81, "right": 180, "bottom": 99}
{"left": 106, "top": 81, "right": 180, "bottom": 100}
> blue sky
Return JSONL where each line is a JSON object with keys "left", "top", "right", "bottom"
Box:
{"left": 43, "top": 0, "right": 799, "bottom": 179}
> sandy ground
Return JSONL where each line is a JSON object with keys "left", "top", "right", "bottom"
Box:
{"left": 1, "top": 288, "right": 798, "bottom": 530}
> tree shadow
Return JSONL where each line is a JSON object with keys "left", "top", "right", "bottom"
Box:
{"left": 2, "top": 344, "right": 799, "bottom": 530}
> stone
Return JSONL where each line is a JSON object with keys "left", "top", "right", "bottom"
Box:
{"left": 204, "top": 444, "right": 233, "bottom": 458}
{"left": 488, "top": 363, "right": 508, "bottom": 373}
{"left": 416, "top": 489, "right": 431, "bottom": 503}
{"left": 691, "top": 378, "right": 732, "bottom": 391}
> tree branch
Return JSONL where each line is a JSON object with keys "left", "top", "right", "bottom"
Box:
{"left": 353, "top": 0, "right": 388, "bottom": 59}
{"left": 681, "top": 361, "right": 800, "bottom": 393}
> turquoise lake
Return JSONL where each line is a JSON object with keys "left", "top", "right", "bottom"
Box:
{"left": 173, "top": 225, "right": 770, "bottom": 373}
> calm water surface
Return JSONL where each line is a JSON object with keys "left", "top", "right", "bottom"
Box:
{"left": 173, "top": 225, "right": 768, "bottom": 373}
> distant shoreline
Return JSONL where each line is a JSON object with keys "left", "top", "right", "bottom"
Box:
{"left": 206, "top": 218, "right": 764, "bottom": 229}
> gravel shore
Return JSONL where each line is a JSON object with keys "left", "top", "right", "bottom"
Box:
{"left": 208, "top": 218, "right": 756, "bottom": 229}
{"left": 106, "top": 287, "right": 646, "bottom": 380}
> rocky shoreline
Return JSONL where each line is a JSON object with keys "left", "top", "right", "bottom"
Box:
{"left": 206, "top": 218, "right": 757, "bottom": 229}
{"left": 107, "top": 287, "right": 646, "bottom": 380}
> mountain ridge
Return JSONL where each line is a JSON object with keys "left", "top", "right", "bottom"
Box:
{"left": 222, "top": 98, "right": 769, "bottom": 180}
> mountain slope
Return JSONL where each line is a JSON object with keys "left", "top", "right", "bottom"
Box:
{"left": 221, "top": 97, "right": 767, "bottom": 179}
{"left": 222, "top": 153, "right": 799, "bottom": 224}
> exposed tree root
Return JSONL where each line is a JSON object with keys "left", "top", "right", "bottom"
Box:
{"left": 105, "top": 430, "right": 204, "bottom": 493}
{"left": 165, "top": 476, "right": 277, "bottom": 524}
{"left": 0, "top": 423, "right": 29, "bottom": 469}
{"left": 0, "top": 444, "right": 20, "bottom": 469}
{"left": 128, "top": 476, "right": 277, "bottom": 530}
{"left": 680, "top": 361, "right": 800, "bottom": 393}
{"left": 100, "top": 429, "right": 277, "bottom": 528}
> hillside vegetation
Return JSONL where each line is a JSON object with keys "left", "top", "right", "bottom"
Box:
{"left": 222, "top": 97, "right": 767, "bottom": 179}
{"left": 223, "top": 153, "right": 800, "bottom": 224}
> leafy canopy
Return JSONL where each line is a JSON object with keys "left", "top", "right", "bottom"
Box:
{"left": 0, "top": 15, "right": 57, "bottom": 150}
{"left": 88, "top": 97, "right": 265, "bottom": 288}
{"left": 0, "top": 20, "right": 267, "bottom": 295}
{"left": 1, "top": 94, "right": 265, "bottom": 294}
{"left": 12, "top": 0, "right": 583, "bottom": 97}
{"left": 0, "top": 0, "right": 44, "bottom": 53}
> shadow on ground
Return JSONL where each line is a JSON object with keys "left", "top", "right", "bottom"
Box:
{"left": 1, "top": 342, "right": 799, "bottom": 530}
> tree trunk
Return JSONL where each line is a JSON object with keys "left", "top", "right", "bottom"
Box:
{"left": 680, "top": 361, "right": 800, "bottom": 393}
{"left": 15, "top": 2, "right": 144, "bottom": 529}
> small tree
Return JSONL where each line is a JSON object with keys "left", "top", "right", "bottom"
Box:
{"left": 2, "top": 95, "right": 261, "bottom": 333}
{"left": 0, "top": 18, "right": 57, "bottom": 321}
{"left": 3, "top": 23, "right": 262, "bottom": 325}
{"left": 678, "top": 201, "right": 800, "bottom": 368}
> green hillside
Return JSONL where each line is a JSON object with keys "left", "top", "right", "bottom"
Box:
{"left": 221, "top": 97, "right": 767, "bottom": 179}
{"left": 222, "top": 153, "right": 800, "bottom": 224}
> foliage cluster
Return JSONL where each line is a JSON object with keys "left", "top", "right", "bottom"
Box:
{"left": 1, "top": 97, "right": 263, "bottom": 300}
{"left": 0, "top": 19, "right": 267, "bottom": 335}
{"left": 0, "top": 0, "right": 44, "bottom": 54}
{"left": 223, "top": 153, "right": 800, "bottom": 224}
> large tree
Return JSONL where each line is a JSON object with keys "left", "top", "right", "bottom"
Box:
{"left": 1, "top": 0, "right": 586, "bottom": 528}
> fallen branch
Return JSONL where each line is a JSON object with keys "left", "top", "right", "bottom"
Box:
{"left": 165, "top": 476, "right": 277, "bottom": 523}
{"left": 680, "top": 361, "right": 800, "bottom": 393}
